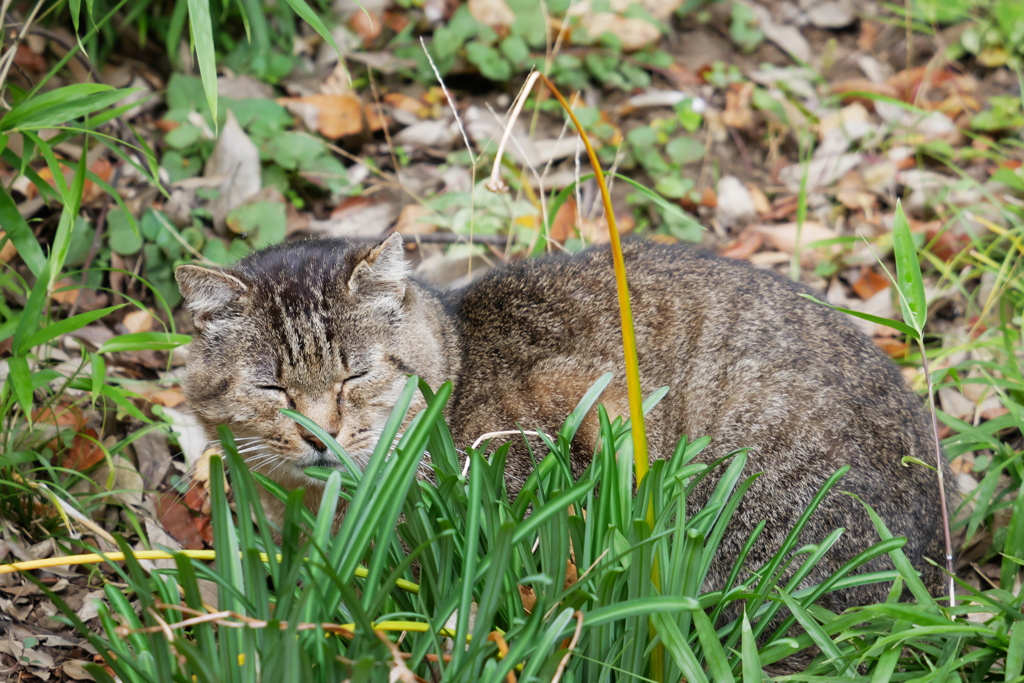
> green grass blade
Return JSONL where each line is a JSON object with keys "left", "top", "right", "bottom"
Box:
{"left": 800, "top": 293, "right": 918, "bottom": 338}
{"left": 186, "top": 0, "right": 219, "bottom": 129}
{"left": 740, "top": 611, "right": 762, "bottom": 683}
{"left": 22, "top": 305, "right": 125, "bottom": 352}
{"left": 891, "top": 199, "right": 927, "bottom": 335}
{"left": 0, "top": 183, "right": 46, "bottom": 276}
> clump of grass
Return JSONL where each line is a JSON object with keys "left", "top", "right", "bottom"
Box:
{"left": 20, "top": 377, "right": 1024, "bottom": 682}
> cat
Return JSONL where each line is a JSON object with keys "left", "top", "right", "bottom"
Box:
{"left": 175, "top": 233, "right": 957, "bottom": 619}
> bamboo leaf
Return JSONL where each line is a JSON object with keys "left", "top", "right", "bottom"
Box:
{"left": 891, "top": 200, "right": 928, "bottom": 335}
{"left": 186, "top": 0, "right": 219, "bottom": 128}
{"left": 0, "top": 184, "right": 47, "bottom": 276}
{"left": 800, "top": 293, "right": 918, "bottom": 338}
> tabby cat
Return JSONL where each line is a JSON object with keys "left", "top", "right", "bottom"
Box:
{"left": 176, "top": 233, "right": 956, "bottom": 618}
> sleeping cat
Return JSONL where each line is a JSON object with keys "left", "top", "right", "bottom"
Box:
{"left": 175, "top": 233, "right": 956, "bottom": 616}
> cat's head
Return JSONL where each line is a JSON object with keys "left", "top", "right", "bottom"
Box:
{"left": 175, "top": 234, "right": 446, "bottom": 485}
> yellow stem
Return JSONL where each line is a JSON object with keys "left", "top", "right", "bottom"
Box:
{"left": 535, "top": 74, "right": 650, "bottom": 487}
{"left": 0, "top": 549, "right": 420, "bottom": 594}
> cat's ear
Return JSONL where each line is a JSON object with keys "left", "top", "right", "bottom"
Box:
{"left": 175, "top": 265, "right": 247, "bottom": 328}
{"left": 348, "top": 233, "right": 408, "bottom": 304}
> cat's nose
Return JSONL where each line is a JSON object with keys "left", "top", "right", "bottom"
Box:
{"left": 302, "top": 434, "right": 327, "bottom": 452}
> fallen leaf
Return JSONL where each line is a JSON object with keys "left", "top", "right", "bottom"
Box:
{"left": 279, "top": 94, "right": 365, "bottom": 139}
{"left": 205, "top": 110, "right": 261, "bottom": 232}
{"left": 851, "top": 268, "right": 890, "bottom": 300}
{"left": 747, "top": 184, "right": 771, "bottom": 214}
{"left": 62, "top": 429, "right": 105, "bottom": 472}
{"left": 716, "top": 176, "right": 756, "bottom": 229}
{"left": 383, "top": 92, "right": 431, "bottom": 118}
{"left": 308, "top": 195, "right": 401, "bottom": 238}
{"left": 518, "top": 585, "right": 536, "bottom": 613}
{"left": 393, "top": 204, "right": 436, "bottom": 236}
{"left": 348, "top": 10, "right": 382, "bottom": 46}
{"left": 121, "top": 308, "right": 154, "bottom": 334}
{"left": 0, "top": 231, "right": 18, "bottom": 263}
{"left": 722, "top": 82, "right": 755, "bottom": 130}
{"left": 150, "top": 389, "right": 186, "bottom": 407}
{"left": 876, "top": 336, "right": 909, "bottom": 358}
{"left": 752, "top": 221, "right": 840, "bottom": 264}
{"left": 364, "top": 103, "right": 389, "bottom": 132}
{"left": 549, "top": 196, "right": 578, "bottom": 243}
{"left": 14, "top": 43, "right": 47, "bottom": 71}
{"left": 51, "top": 277, "right": 80, "bottom": 305}
{"left": 157, "top": 493, "right": 207, "bottom": 550}
{"left": 721, "top": 230, "right": 764, "bottom": 260}
{"left": 831, "top": 78, "right": 900, "bottom": 109}
{"left": 34, "top": 403, "right": 85, "bottom": 431}
{"left": 468, "top": 0, "right": 515, "bottom": 27}
{"left": 579, "top": 213, "right": 635, "bottom": 244}
{"left": 27, "top": 157, "right": 113, "bottom": 204}
{"left": 61, "top": 659, "right": 97, "bottom": 681}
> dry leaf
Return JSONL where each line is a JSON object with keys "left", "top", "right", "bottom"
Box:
{"left": 364, "top": 103, "right": 389, "bottom": 132}
{"left": 851, "top": 268, "right": 890, "bottom": 300}
{"left": 518, "top": 585, "right": 536, "bottom": 613}
{"left": 348, "top": 10, "right": 383, "bottom": 46}
{"left": 383, "top": 92, "right": 431, "bottom": 118}
{"left": 549, "top": 196, "right": 578, "bottom": 243}
{"left": 875, "top": 336, "right": 909, "bottom": 358}
{"left": 51, "top": 277, "right": 80, "bottom": 305}
{"left": 157, "top": 493, "right": 207, "bottom": 550}
{"left": 0, "top": 231, "right": 18, "bottom": 263}
{"left": 150, "top": 389, "right": 186, "bottom": 408}
{"left": 746, "top": 184, "right": 771, "bottom": 214}
{"left": 122, "top": 308, "right": 154, "bottom": 334}
{"left": 205, "top": 110, "right": 261, "bottom": 231}
{"left": 722, "top": 82, "right": 754, "bottom": 129}
{"left": 62, "top": 429, "right": 104, "bottom": 472}
{"left": 468, "top": 0, "right": 515, "bottom": 27}
{"left": 752, "top": 221, "right": 840, "bottom": 264}
{"left": 393, "top": 204, "right": 435, "bottom": 236}
{"left": 721, "top": 230, "right": 764, "bottom": 260}
{"left": 279, "top": 94, "right": 365, "bottom": 139}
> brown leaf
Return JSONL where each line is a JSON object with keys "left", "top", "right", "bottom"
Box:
{"left": 280, "top": 94, "right": 365, "bottom": 139}
{"left": 518, "top": 585, "right": 536, "bottom": 614}
{"left": 51, "top": 277, "right": 79, "bottom": 305}
{"left": 364, "top": 103, "right": 389, "bottom": 132}
{"left": 62, "top": 429, "right": 105, "bottom": 471}
{"left": 875, "top": 336, "right": 908, "bottom": 358}
{"left": 564, "top": 559, "right": 578, "bottom": 590}
{"left": 122, "top": 308, "right": 154, "bottom": 334}
{"left": 14, "top": 43, "right": 48, "bottom": 72}
{"left": 831, "top": 78, "right": 900, "bottom": 110}
{"left": 383, "top": 93, "right": 431, "bottom": 119}
{"left": 722, "top": 82, "right": 755, "bottom": 130}
{"left": 752, "top": 221, "right": 839, "bottom": 263}
{"left": 549, "top": 196, "right": 578, "bottom": 243}
{"left": 720, "top": 230, "right": 764, "bottom": 261}
{"left": 383, "top": 10, "right": 410, "bottom": 32}
{"left": 34, "top": 403, "right": 85, "bottom": 430}
{"left": 157, "top": 494, "right": 207, "bottom": 550}
{"left": 393, "top": 204, "right": 435, "bottom": 236}
{"left": 0, "top": 231, "right": 18, "bottom": 263}
{"left": 348, "top": 10, "right": 383, "bottom": 46}
{"left": 468, "top": 0, "right": 515, "bottom": 28}
{"left": 851, "top": 268, "right": 890, "bottom": 300}
{"left": 150, "top": 389, "right": 187, "bottom": 408}
{"left": 747, "top": 184, "right": 771, "bottom": 215}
